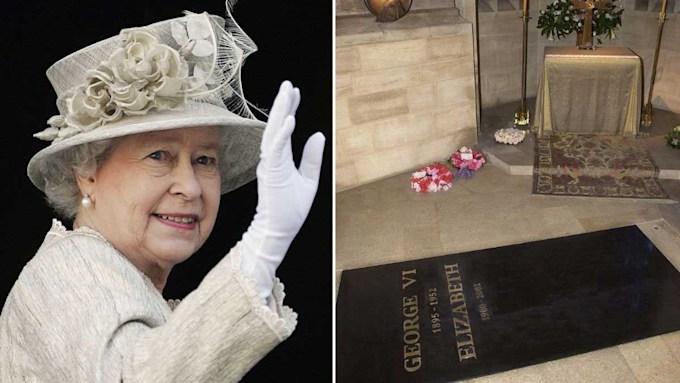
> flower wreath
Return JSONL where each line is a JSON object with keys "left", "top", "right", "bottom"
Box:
{"left": 449, "top": 147, "right": 486, "bottom": 178}
{"left": 410, "top": 163, "right": 453, "bottom": 193}
{"left": 494, "top": 128, "right": 526, "bottom": 145}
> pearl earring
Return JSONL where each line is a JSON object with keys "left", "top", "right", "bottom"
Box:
{"left": 81, "top": 194, "right": 92, "bottom": 208}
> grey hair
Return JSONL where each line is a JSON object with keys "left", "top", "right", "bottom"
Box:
{"left": 42, "top": 139, "right": 118, "bottom": 219}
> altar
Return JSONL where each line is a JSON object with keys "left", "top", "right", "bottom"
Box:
{"left": 534, "top": 46, "right": 642, "bottom": 137}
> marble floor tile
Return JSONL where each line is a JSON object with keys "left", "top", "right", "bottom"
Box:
{"left": 461, "top": 365, "right": 547, "bottom": 383}
{"left": 403, "top": 225, "right": 444, "bottom": 258}
{"left": 538, "top": 348, "right": 638, "bottom": 383}
{"left": 662, "top": 331, "right": 680, "bottom": 365}
{"left": 619, "top": 336, "right": 680, "bottom": 383}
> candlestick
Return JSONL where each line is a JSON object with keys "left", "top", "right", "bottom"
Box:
{"left": 515, "top": 4, "right": 530, "bottom": 128}
{"left": 641, "top": 0, "right": 668, "bottom": 128}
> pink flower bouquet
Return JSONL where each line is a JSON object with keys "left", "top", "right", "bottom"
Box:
{"left": 449, "top": 147, "right": 486, "bottom": 178}
{"left": 410, "top": 163, "right": 453, "bottom": 193}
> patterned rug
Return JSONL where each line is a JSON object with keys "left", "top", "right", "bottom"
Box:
{"left": 533, "top": 134, "right": 668, "bottom": 199}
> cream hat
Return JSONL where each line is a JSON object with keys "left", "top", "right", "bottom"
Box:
{"left": 27, "top": 5, "right": 265, "bottom": 194}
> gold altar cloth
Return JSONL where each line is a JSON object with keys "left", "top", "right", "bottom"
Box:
{"left": 534, "top": 47, "right": 642, "bottom": 137}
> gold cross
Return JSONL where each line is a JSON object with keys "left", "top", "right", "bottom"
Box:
{"left": 570, "top": 0, "right": 609, "bottom": 47}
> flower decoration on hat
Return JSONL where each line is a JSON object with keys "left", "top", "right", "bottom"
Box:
{"left": 35, "top": 29, "right": 190, "bottom": 142}
{"left": 171, "top": 16, "right": 229, "bottom": 93}
{"left": 449, "top": 147, "right": 486, "bottom": 178}
{"left": 34, "top": 12, "right": 255, "bottom": 143}
{"left": 410, "top": 163, "right": 453, "bottom": 193}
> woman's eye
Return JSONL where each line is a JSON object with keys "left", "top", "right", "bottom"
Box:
{"left": 148, "top": 151, "right": 167, "bottom": 160}
{"left": 196, "top": 156, "right": 217, "bottom": 167}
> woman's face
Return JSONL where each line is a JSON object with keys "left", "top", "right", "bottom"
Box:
{"left": 81, "top": 126, "right": 222, "bottom": 270}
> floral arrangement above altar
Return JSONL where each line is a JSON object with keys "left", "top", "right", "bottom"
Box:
{"left": 537, "top": 0, "right": 623, "bottom": 44}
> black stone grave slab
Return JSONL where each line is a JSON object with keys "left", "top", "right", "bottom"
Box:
{"left": 336, "top": 226, "right": 680, "bottom": 382}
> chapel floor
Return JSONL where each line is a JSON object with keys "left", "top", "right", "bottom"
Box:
{"left": 335, "top": 100, "right": 680, "bottom": 382}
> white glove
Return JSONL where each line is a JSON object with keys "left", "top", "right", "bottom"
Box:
{"left": 240, "top": 81, "right": 325, "bottom": 305}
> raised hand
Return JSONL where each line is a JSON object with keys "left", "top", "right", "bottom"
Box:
{"left": 240, "top": 81, "right": 325, "bottom": 304}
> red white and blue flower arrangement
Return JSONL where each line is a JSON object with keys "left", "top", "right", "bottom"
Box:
{"left": 410, "top": 163, "right": 453, "bottom": 193}
{"left": 410, "top": 147, "right": 486, "bottom": 193}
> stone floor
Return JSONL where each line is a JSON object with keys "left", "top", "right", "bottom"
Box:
{"left": 335, "top": 102, "right": 680, "bottom": 382}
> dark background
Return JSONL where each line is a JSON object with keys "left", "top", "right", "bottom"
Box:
{"left": 0, "top": 0, "right": 331, "bottom": 381}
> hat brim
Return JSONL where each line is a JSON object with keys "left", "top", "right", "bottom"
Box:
{"left": 27, "top": 102, "right": 265, "bottom": 194}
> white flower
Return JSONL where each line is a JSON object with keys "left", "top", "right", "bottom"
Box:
{"left": 64, "top": 88, "right": 109, "bottom": 131}
{"left": 171, "top": 16, "right": 227, "bottom": 92}
{"left": 565, "top": 16, "right": 570, "bottom": 20}
{"left": 412, "top": 171, "right": 427, "bottom": 179}
{"left": 110, "top": 30, "right": 188, "bottom": 86}
{"left": 171, "top": 16, "right": 214, "bottom": 57}
{"left": 109, "top": 29, "right": 162, "bottom": 83}
{"left": 555, "top": 10, "right": 561, "bottom": 15}
{"left": 108, "top": 80, "right": 153, "bottom": 114}
{"left": 673, "top": 138, "right": 679, "bottom": 146}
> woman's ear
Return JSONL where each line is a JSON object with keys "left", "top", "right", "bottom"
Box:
{"left": 74, "top": 171, "right": 96, "bottom": 199}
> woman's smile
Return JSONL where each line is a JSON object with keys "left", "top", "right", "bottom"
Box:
{"left": 152, "top": 213, "right": 199, "bottom": 230}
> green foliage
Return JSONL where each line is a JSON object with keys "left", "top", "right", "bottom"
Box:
{"left": 665, "top": 126, "right": 680, "bottom": 149}
{"left": 537, "top": 0, "right": 623, "bottom": 42}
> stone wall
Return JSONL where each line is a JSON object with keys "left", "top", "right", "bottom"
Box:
{"left": 336, "top": 9, "right": 478, "bottom": 191}
{"left": 478, "top": 5, "right": 539, "bottom": 109}
{"left": 337, "top": 0, "right": 458, "bottom": 16}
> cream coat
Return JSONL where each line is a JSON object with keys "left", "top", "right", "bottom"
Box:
{"left": 0, "top": 219, "right": 297, "bottom": 382}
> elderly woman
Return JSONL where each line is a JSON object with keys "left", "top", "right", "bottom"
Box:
{"left": 0, "top": 4, "right": 325, "bottom": 382}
